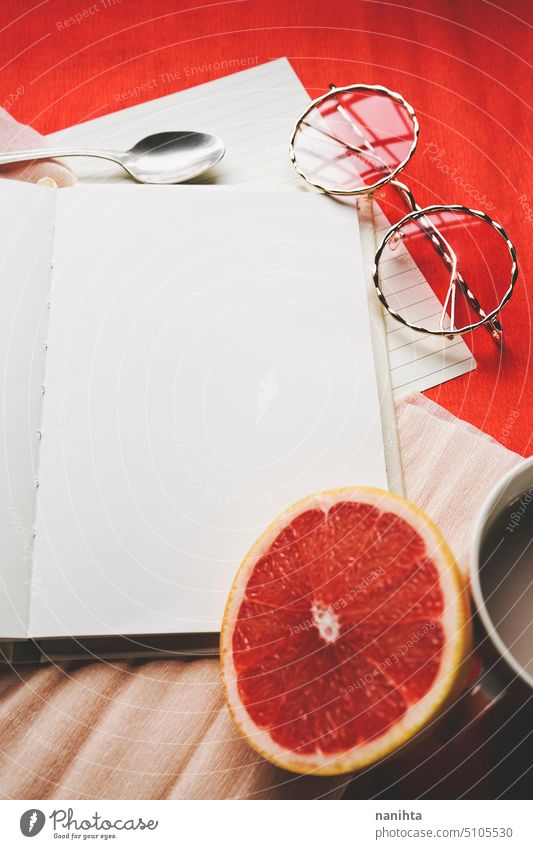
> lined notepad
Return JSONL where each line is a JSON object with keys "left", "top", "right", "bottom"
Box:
{"left": 46, "top": 58, "right": 475, "bottom": 398}
{"left": 371, "top": 204, "right": 476, "bottom": 396}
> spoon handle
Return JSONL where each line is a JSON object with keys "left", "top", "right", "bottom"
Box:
{"left": 0, "top": 148, "right": 122, "bottom": 167}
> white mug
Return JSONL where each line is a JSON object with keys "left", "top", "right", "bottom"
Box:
{"left": 435, "top": 457, "right": 532, "bottom": 743}
{"left": 469, "top": 455, "right": 533, "bottom": 694}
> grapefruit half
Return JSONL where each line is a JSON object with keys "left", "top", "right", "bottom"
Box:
{"left": 221, "top": 488, "right": 471, "bottom": 775}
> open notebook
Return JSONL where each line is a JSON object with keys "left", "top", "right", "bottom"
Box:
{"left": 45, "top": 57, "right": 476, "bottom": 500}
{"left": 0, "top": 179, "right": 388, "bottom": 661}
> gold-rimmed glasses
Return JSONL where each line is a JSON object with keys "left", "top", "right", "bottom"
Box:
{"left": 290, "top": 84, "right": 518, "bottom": 344}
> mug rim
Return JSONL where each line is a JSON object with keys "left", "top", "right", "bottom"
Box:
{"left": 469, "top": 455, "right": 533, "bottom": 690}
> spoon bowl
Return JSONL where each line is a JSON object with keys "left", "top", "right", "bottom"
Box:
{"left": 121, "top": 131, "right": 225, "bottom": 183}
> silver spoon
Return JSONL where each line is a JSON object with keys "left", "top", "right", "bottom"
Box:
{"left": 0, "top": 131, "right": 225, "bottom": 184}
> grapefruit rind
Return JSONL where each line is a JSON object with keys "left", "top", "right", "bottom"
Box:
{"left": 221, "top": 487, "right": 471, "bottom": 775}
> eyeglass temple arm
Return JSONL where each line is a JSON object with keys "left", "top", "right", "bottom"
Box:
{"left": 300, "top": 120, "right": 387, "bottom": 164}
{"left": 327, "top": 87, "right": 502, "bottom": 342}
{"left": 426, "top": 212, "right": 503, "bottom": 342}
{"left": 328, "top": 84, "right": 377, "bottom": 159}
{"left": 391, "top": 180, "right": 502, "bottom": 343}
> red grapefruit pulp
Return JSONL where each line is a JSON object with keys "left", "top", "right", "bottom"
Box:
{"left": 221, "top": 488, "right": 471, "bottom": 774}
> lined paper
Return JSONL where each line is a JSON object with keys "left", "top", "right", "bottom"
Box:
{"left": 46, "top": 59, "right": 307, "bottom": 186}
{"left": 46, "top": 57, "right": 475, "bottom": 398}
{"left": 371, "top": 203, "right": 476, "bottom": 397}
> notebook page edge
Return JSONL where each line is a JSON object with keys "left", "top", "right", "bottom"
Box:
{"left": 0, "top": 178, "right": 55, "bottom": 639}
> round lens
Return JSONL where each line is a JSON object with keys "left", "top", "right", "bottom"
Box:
{"left": 375, "top": 207, "right": 516, "bottom": 335}
{"left": 291, "top": 86, "right": 418, "bottom": 194}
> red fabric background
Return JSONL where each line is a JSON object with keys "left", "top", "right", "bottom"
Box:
{"left": 1, "top": 0, "right": 531, "bottom": 455}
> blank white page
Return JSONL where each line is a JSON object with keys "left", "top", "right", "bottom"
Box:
{"left": 29, "top": 184, "right": 387, "bottom": 638}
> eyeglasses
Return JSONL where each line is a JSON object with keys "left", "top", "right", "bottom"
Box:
{"left": 289, "top": 84, "right": 518, "bottom": 344}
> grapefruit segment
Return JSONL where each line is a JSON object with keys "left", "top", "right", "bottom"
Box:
{"left": 221, "top": 488, "right": 471, "bottom": 774}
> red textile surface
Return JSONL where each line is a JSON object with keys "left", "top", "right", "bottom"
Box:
{"left": 1, "top": 0, "right": 531, "bottom": 454}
